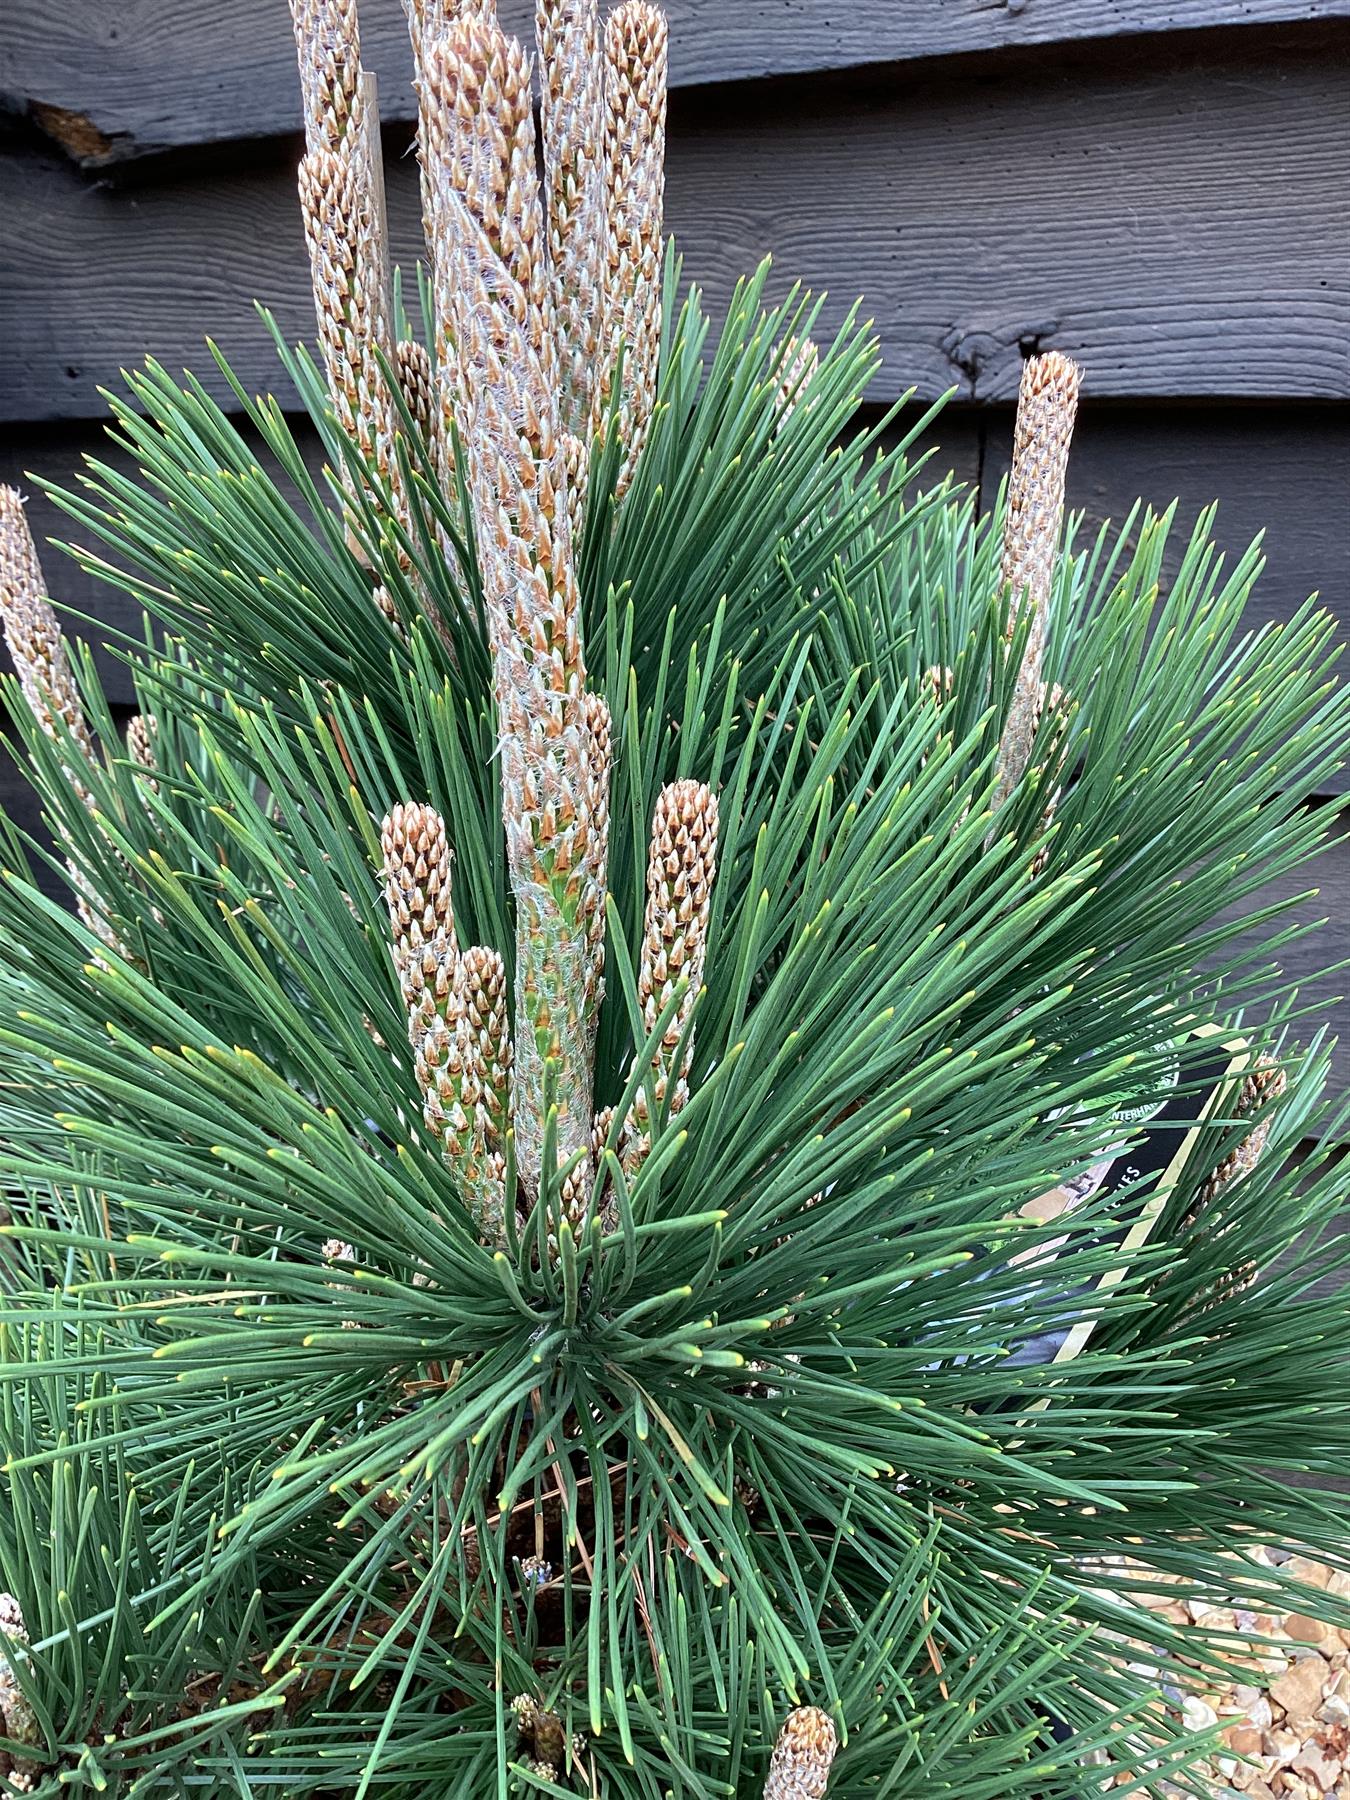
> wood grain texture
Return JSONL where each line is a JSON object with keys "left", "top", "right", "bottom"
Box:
{"left": 1214, "top": 829, "right": 1350, "bottom": 1096}
{"left": 978, "top": 404, "right": 1350, "bottom": 636}
{"left": 5, "top": 1, "right": 1348, "bottom": 166}
{"left": 4, "top": 411, "right": 1345, "bottom": 1087}
{"left": 977, "top": 403, "right": 1350, "bottom": 796}
{"left": 3, "top": 42, "right": 1348, "bottom": 423}
{"left": 8, "top": 404, "right": 1343, "bottom": 694}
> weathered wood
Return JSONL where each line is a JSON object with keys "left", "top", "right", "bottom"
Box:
{"left": 3, "top": 44, "right": 1347, "bottom": 423}
{"left": 5, "top": 1, "right": 1347, "bottom": 167}
{"left": 1215, "top": 832, "right": 1350, "bottom": 1096}
{"left": 8, "top": 403, "right": 1343, "bottom": 696}
{"left": 978, "top": 401, "right": 1350, "bottom": 794}
{"left": 979, "top": 403, "right": 1350, "bottom": 635}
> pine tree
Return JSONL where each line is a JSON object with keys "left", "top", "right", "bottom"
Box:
{"left": 1, "top": 1, "right": 1349, "bottom": 1794}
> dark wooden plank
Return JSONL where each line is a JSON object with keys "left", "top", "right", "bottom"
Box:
{"left": 902, "top": 410, "right": 984, "bottom": 500}
{"left": 4, "top": 41, "right": 1347, "bottom": 423}
{"left": 978, "top": 403, "right": 1350, "bottom": 637}
{"left": 977, "top": 400, "right": 1350, "bottom": 794}
{"left": 9, "top": 401, "right": 1344, "bottom": 701}
{"left": 1214, "top": 825, "right": 1350, "bottom": 1097}
{"left": 6, "top": 1, "right": 1348, "bottom": 167}
{"left": 0, "top": 403, "right": 981, "bottom": 710}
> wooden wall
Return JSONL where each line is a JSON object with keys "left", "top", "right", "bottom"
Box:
{"left": 2, "top": 1, "right": 1348, "bottom": 1080}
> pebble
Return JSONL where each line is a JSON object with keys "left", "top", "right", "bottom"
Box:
{"left": 1269, "top": 1728, "right": 1307, "bottom": 1768}
{"left": 1271, "top": 1660, "right": 1329, "bottom": 1723}
{"left": 1186, "top": 1696, "right": 1220, "bottom": 1732}
{"left": 1110, "top": 1550, "right": 1350, "bottom": 1798}
{"left": 1229, "top": 1726, "right": 1268, "bottom": 1757}
{"left": 1291, "top": 1616, "right": 1331, "bottom": 1646}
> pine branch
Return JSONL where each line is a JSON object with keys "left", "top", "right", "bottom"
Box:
{"left": 381, "top": 802, "right": 512, "bottom": 1240}
{"left": 537, "top": 0, "right": 606, "bottom": 438}
{"left": 419, "top": 14, "right": 604, "bottom": 1205}
{"left": 291, "top": 0, "right": 415, "bottom": 636}
{"left": 993, "top": 350, "right": 1081, "bottom": 807}
{"left": 3, "top": 0, "right": 1350, "bottom": 1787}
{"left": 594, "top": 1, "right": 668, "bottom": 499}
{"left": 621, "top": 778, "right": 718, "bottom": 1174}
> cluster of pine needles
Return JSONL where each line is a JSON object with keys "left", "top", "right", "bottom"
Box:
{"left": 0, "top": 0, "right": 1349, "bottom": 1794}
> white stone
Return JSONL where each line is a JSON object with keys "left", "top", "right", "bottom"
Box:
{"left": 1184, "top": 1696, "right": 1220, "bottom": 1733}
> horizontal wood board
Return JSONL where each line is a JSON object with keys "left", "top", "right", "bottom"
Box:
{"left": 6, "top": 402, "right": 1344, "bottom": 690}
{"left": 4, "top": 401, "right": 1348, "bottom": 1091}
{"left": 5, "top": 1, "right": 1348, "bottom": 165}
{"left": 976, "top": 405, "right": 1350, "bottom": 645}
{"left": 3, "top": 39, "right": 1348, "bottom": 422}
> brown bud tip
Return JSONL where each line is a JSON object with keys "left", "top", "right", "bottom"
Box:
{"left": 1003, "top": 351, "right": 1082, "bottom": 605}
{"left": 1003, "top": 353, "right": 1082, "bottom": 585}
{"left": 510, "top": 1692, "right": 541, "bottom": 1735}
{"left": 0, "top": 1592, "right": 27, "bottom": 1644}
{"left": 289, "top": 0, "right": 364, "bottom": 152}
{"left": 992, "top": 351, "right": 1082, "bottom": 807}
{"left": 424, "top": 12, "right": 531, "bottom": 135}
{"left": 1, "top": 483, "right": 99, "bottom": 779}
{"left": 456, "top": 942, "right": 513, "bottom": 1131}
{"left": 0, "top": 484, "right": 39, "bottom": 585}
{"left": 765, "top": 1705, "right": 838, "bottom": 1799}
{"left": 607, "top": 0, "right": 667, "bottom": 55}
{"left": 381, "top": 802, "right": 451, "bottom": 892}
{"left": 1238, "top": 1057, "right": 1288, "bottom": 1117}
{"left": 381, "top": 802, "right": 456, "bottom": 1003}
{"left": 395, "top": 337, "right": 436, "bottom": 441}
{"left": 126, "top": 712, "right": 158, "bottom": 770}
{"left": 1021, "top": 348, "right": 1082, "bottom": 399}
